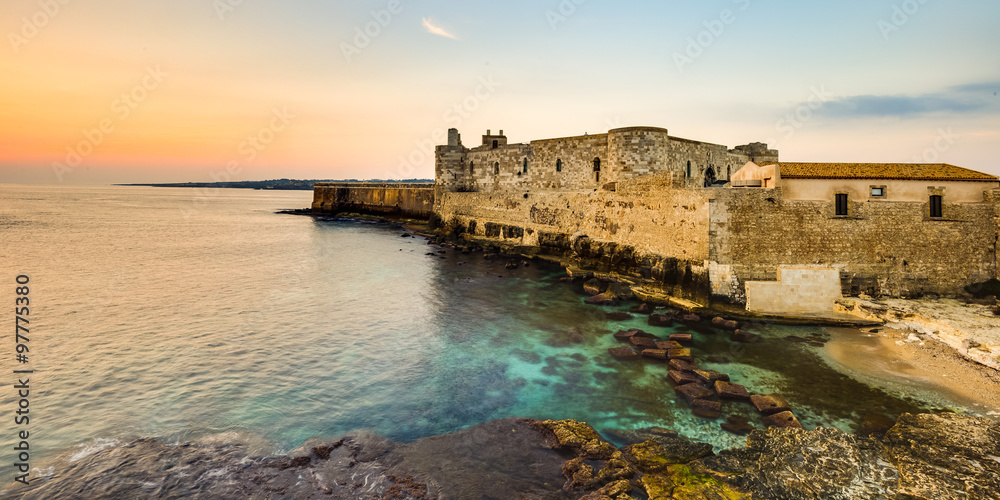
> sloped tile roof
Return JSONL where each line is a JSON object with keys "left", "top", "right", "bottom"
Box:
{"left": 757, "top": 162, "right": 998, "bottom": 181}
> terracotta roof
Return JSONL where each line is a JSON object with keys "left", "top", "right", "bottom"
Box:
{"left": 757, "top": 162, "right": 998, "bottom": 182}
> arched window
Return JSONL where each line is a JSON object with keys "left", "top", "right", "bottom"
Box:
{"left": 492, "top": 140, "right": 498, "bottom": 149}
{"left": 686, "top": 161, "right": 692, "bottom": 178}
{"left": 494, "top": 162, "right": 500, "bottom": 175}
{"left": 469, "top": 161, "right": 474, "bottom": 174}
{"left": 704, "top": 167, "right": 716, "bottom": 187}
{"left": 727, "top": 165, "right": 731, "bottom": 179}
{"left": 593, "top": 158, "right": 601, "bottom": 171}
{"left": 556, "top": 159, "right": 562, "bottom": 172}
{"left": 523, "top": 158, "right": 528, "bottom": 173}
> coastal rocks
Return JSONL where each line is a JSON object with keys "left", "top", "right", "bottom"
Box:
{"left": 720, "top": 416, "right": 755, "bottom": 436}
{"left": 640, "top": 465, "right": 748, "bottom": 500}
{"left": 586, "top": 292, "right": 619, "bottom": 306}
{"left": 603, "top": 427, "right": 679, "bottom": 445}
{"left": 668, "top": 370, "right": 701, "bottom": 385}
{"left": 669, "top": 359, "right": 695, "bottom": 372}
{"left": 629, "top": 303, "right": 653, "bottom": 314}
{"left": 608, "top": 347, "right": 640, "bottom": 360}
{"left": 607, "top": 282, "right": 634, "bottom": 301}
{"left": 648, "top": 314, "right": 673, "bottom": 327}
{"left": 678, "top": 313, "right": 702, "bottom": 324}
{"left": 750, "top": 393, "right": 791, "bottom": 415}
{"left": 674, "top": 383, "right": 714, "bottom": 401}
{"left": 714, "top": 381, "right": 750, "bottom": 400}
{"left": 882, "top": 412, "right": 1000, "bottom": 498}
{"left": 584, "top": 278, "right": 603, "bottom": 296}
{"left": 622, "top": 438, "right": 714, "bottom": 473}
{"left": 605, "top": 311, "right": 632, "bottom": 321}
{"left": 531, "top": 419, "right": 617, "bottom": 460}
{"left": 762, "top": 411, "right": 804, "bottom": 429}
{"left": 641, "top": 349, "right": 668, "bottom": 360}
{"left": 667, "top": 348, "right": 692, "bottom": 362}
{"left": 731, "top": 329, "right": 762, "bottom": 343}
{"left": 668, "top": 333, "right": 693, "bottom": 344}
{"left": 691, "top": 399, "right": 723, "bottom": 419}
{"left": 613, "top": 328, "right": 644, "bottom": 341}
{"left": 693, "top": 369, "right": 729, "bottom": 385}
{"left": 711, "top": 317, "right": 740, "bottom": 331}
{"left": 654, "top": 340, "right": 682, "bottom": 351}
{"left": 629, "top": 336, "right": 658, "bottom": 349}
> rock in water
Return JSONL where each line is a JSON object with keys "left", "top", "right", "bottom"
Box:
{"left": 629, "top": 303, "right": 653, "bottom": 314}
{"left": 605, "top": 311, "right": 632, "bottom": 321}
{"left": 732, "top": 329, "right": 762, "bottom": 343}
{"left": 648, "top": 314, "right": 673, "bottom": 327}
{"left": 762, "top": 411, "right": 804, "bottom": 429}
{"left": 583, "top": 278, "right": 603, "bottom": 296}
{"left": 585, "top": 292, "right": 618, "bottom": 306}
{"left": 750, "top": 393, "right": 791, "bottom": 415}
{"left": 608, "top": 347, "right": 640, "bottom": 360}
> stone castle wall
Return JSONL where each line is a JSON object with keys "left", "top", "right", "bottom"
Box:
{"left": 312, "top": 183, "right": 435, "bottom": 218}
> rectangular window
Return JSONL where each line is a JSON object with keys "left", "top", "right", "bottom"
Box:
{"left": 929, "top": 195, "right": 943, "bottom": 218}
{"left": 870, "top": 187, "right": 884, "bottom": 197}
{"left": 835, "top": 193, "right": 848, "bottom": 216}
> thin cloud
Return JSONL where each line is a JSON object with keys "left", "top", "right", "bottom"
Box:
{"left": 421, "top": 18, "right": 458, "bottom": 40}
{"left": 815, "top": 82, "right": 1000, "bottom": 119}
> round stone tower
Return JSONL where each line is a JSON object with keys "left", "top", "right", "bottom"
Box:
{"left": 607, "top": 126, "right": 672, "bottom": 183}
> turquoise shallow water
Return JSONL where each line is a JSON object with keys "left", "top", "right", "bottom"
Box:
{"left": 0, "top": 185, "right": 973, "bottom": 488}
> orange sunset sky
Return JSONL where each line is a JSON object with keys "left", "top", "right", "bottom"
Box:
{"left": 1, "top": 0, "right": 998, "bottom": 184}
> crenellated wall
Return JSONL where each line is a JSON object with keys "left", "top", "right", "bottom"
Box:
{"left": 312, "top": 183, "right": 435, "bottom": 218}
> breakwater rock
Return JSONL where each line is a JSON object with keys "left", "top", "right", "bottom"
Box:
{"left": 10, "top": 414, "right": 997, "bottom": 499}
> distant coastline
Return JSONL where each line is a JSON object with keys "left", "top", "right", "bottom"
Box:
{"left": 116, "top": 178, "right": 433, "bottom": 191}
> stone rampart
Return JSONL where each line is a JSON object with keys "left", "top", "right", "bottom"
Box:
{"left": 312, "top": 183, "right": 435, "bottom": 218}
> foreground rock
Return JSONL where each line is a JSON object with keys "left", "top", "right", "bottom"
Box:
{"left": 10, "top": 413, "right": 996, "bottom": 499}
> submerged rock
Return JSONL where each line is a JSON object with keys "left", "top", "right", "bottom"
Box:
{"left": 674, "top": 383, "right": 715, "bottom": 401}
{"left": 629, "top": 303, "right": 653, "bottom": 314}
{"left": 731, "top": 329, "right": 762, "bottom": 343}
{"left": 605, "top": 311, "right": 632, "bottom": 321}
{"left": 648, "top": 314, "right": 673, "bottom": 327}
{"left": 721, "top": 416, "right": 755, "bottom": 436}
{"left": 692, "top": 399, "right": 723, "bottom": 419}
{"left": 750, "top": 393, "right": 791, "bottom": 416}
{"left": 712, "top": 317, "right": 740, "bottom": 331}
{"left": 583, "top": 278, "right": 604, "bottom": 296}
{"left": 762, "top": 411, "right": 804, "bottom": 429}
{"left": 608, "top": 347, "right": 640, "bottom": 360}
{"left": 586, "top": 292, "right": 619, "bottom": 306}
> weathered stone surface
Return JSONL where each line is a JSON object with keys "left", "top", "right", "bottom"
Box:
{"left": 623, "top": 438, "right": 714, "bottom": 473}
{"left": 714, "top": 381, "right": 750, "bottom": 400}
{"left": 731, "top": 329, "right": 762, "bottom": 343}
{"left": 603, "top": 427, "right": 679, "bottom": 446}
{"left": 640, "top": 465, "right": 749, "bottom": 500}
{"left": 605, "top": 311, "right": 632, "bottom": 321}
{"left": 693, "top": 369, "right": 730, "bottom": 385}
{"left": 613, "top": 328, "right": 642, "bottom": 340}
{"left": 762, "top": 411, "right": 804, "bottom": 429}
{"left": 668, "top": 333, "right": 693, "bottom": 344}
{"left": 641, "top": 349, "right": 668, "bottom": 360}
{"left": 668, "top": 370, "right": 701, "bottom": 386}
{"left": 883, "top": 413, "right": 1000, "bottom": 499}
{"left": 586, "top": 292, "right": 619, "bottom": 306}
{"left": 667, "top": 348, "right": 692, "bottom": 362}
{"left": 691, "top": 399, "right": 723, "bottom": 419}
{"left": 750, "top": 393, "right": 791, "bottom": 415}
{"left": 674, "top": 383, "right": 714, "bottom": 401}
{"left": 578, "top": 478, "right": 634, "bottom": 500}
{"left": 720, "top": 416, "right": 754, "bottom": 436}
{"left": 629, "top": 336, "right": 657, "bottom": 348}
{"left": 654, "top": 340, "right": 683, "bottom": 350}
{"left": 701, "top": 426, "right": 899, "bottom": 499}
{"left": 668, "top": 358, "right": 696, "bottom": 372}
{"left": 608, "top": 347, "right": 640, "bottom": 360}
{"left": 607, "top": 282, "right": 634, "bottom": 301}
{"left": 678, "top": 313, "right": 702, "bottom": 323}
{"left": 531, "top": 419, "right": 617, "bottom": 460}
{"left": 648, "top": 314, "right": 673, "bottom": 327}
{"left": 629, "top": 303, "right": 653, "bottom": 314}
{"left": 583, "top": 278, "right": 604, "bottom": 296}
{"left": 712, "top": 317, "right": 740, "bottom": 331}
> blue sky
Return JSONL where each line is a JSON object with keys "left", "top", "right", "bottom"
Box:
{"left": 1, "top": 0, "right": 998, "bottom": 183}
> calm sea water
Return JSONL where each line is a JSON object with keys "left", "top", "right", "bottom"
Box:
{"left": 0, "top": 184, "right": 976, "bottom": 493}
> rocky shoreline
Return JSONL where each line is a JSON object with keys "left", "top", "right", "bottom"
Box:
{"left": 11, "top": 413, "right": 998, "bottom": 499}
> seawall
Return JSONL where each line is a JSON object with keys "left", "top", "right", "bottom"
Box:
{"left": 312, "top": 183, "right": 434, "bottom": 218}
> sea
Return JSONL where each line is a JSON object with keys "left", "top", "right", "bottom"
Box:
{"left": 0, "top": 184, "right": 983, "bottom": 496}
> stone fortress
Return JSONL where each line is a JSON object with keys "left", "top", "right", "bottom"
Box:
{"left": 314, "top": 125, "right": 1000, "bottom": 314}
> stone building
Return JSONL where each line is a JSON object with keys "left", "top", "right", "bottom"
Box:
{"left": 426, "top": 126, "right": 1000, "bottom": 313}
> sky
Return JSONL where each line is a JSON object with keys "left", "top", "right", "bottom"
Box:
{"left": 1, "top": 0, "right": 998, "bottom": 185}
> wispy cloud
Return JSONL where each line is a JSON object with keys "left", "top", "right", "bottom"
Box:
{"left": 815, "top": 82, "right": 999, "bottom": 119}
{"left": 421, "top": 18, "right": 458, "bottom": 40}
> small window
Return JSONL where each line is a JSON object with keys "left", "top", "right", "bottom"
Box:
{"left": 593, "top": 157, "right": 601, "bottom": 171}
{"left": 930, "top": 195, "right": 943, "bottom": 218}
{"left": 494, "top": 162, "right": 500, "bottom": 175}
{"left": 835, "top": 193, "right": 848, "bottom": 216}
{"left": 523, "top": 158, "right": 528, "bottom": 173}
{"left": 871, "top": 187, "right": 884, "bottom": 197}
{"left": 556, "top": 159, "right": 562, "bottom": 172}
{"left": 686, "top": 161, "right": 692, "bottom": 178}
{"left": 469, "top": 161, "right": 474, "bottom": 174}
{"left": 492, "top": 140, "right": 498, "bottom": 149}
